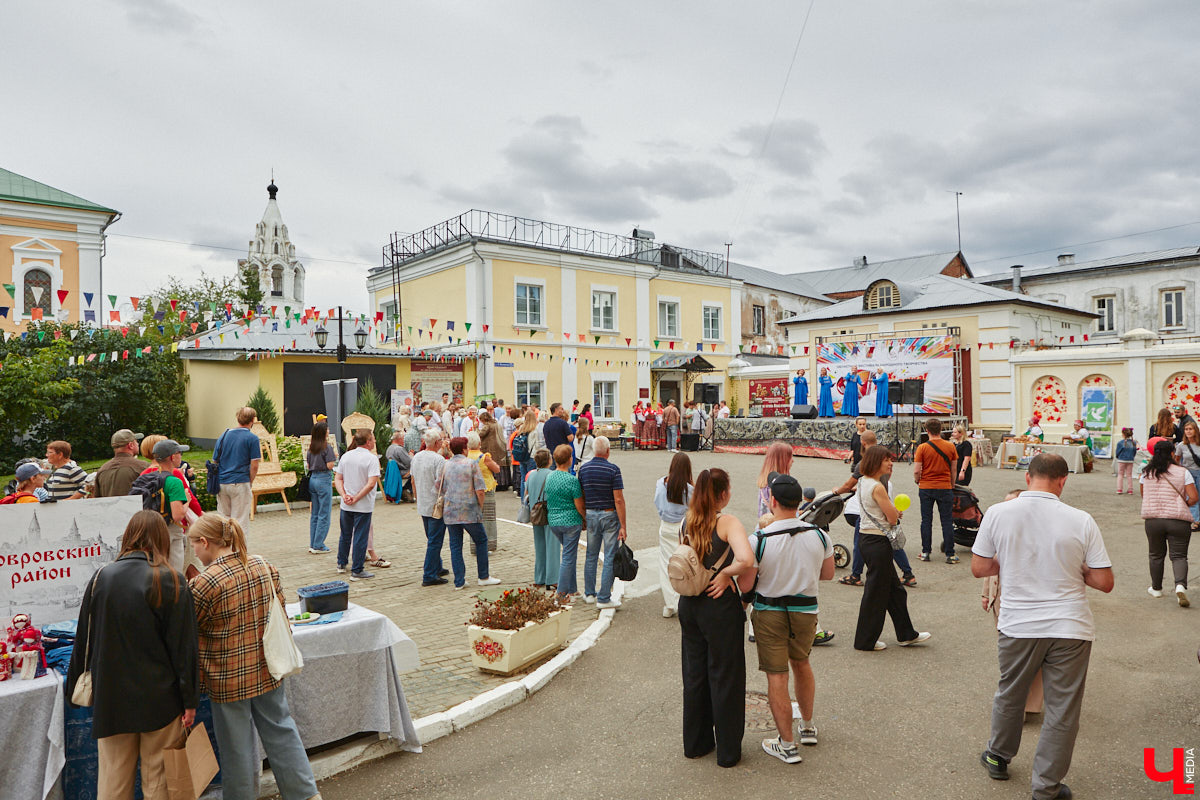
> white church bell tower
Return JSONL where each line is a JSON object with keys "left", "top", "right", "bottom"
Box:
{"left": 239, "top": 179, "right": 305, "bottom": 309}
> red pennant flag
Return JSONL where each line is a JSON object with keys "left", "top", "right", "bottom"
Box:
{"left": 430, "top": 318, "right": 437, "bottom": 327}
{"left": 375, "top": 311, "right": 383, "bottom": 322}
{"left": 191, "top": 322, "right": 199, "bottom": 332}
{"left": 483, "top": 324, "right": 489, "bottom": 333}
{"left": 169, "top": 299, "right": 178, "bottom": 312}
{"left": 1083, "top": 334, "right": 1089, "bottom": 341}
{"left": 122, "top": 350, "right": 129, "bottom": 360}
{"left": 711, "top": 344, "right": 716, "bottom": 352}
{"left": 31, "top": 307, "right": 43, "bottom": 321}
{"left": 57, "top": 289, "right": 69, "bottom": 304}
{"left": 328, "top": 308, "right": 336, "bottom": 318}
{"left": 109, "top": 310, "right": 120, "bottom": 321}
{"left": 179, "top": 311, "right": 187, "bottom": 322}
{"left": 625, "top": 338, "right": 631, "bottom": 346}
{"left": 121, "top": 327, "right": 129, "bottom": 336}
{"left": 750, "top": 344, "right": 758, "bottom": 353}
{"left": 1069, "top": 336, "right": 1075, "bottom": 343}
{"left": 271, "top": 305, "right": 277, "bottom": 316}
{"left": 578, "top": 333, "right": 585, "bottom": 342}
{"left": 54, "top": 330, "right": 62, "bottom": 339}
{"left": 131, "top": 297, "right": 140, "bottom": 311}
{"left": 669, "top": 341, "right": 675, "bottom": 349}
{"left": 803, "top": 347, "right": 809, "bottom": 355}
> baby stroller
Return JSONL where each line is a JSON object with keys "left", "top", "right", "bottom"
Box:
{"left": 799, "top": 488, "right": 853, "bottom": 568}
{"left": 951, "top": 484, "right": 983, "bottom": 548}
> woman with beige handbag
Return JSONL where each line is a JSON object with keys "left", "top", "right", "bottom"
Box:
{"left": 67, "top": 510, "right": 199, "bottom": 799}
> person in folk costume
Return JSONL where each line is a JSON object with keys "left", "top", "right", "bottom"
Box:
{"left": 793, "top": 369, "right": 809, "bottom": 406}
{"left": 874, "top": 368, "right": 892, "bottom": 418}
{"left": 633, "top": 402, "right": 647, "bottom": 449}
{"left": 842, "top": 368, "right": 862, "bottom": 417}
{"left": 817, "top": 367, "right": 836, "bottom": 418}
{"left": 652, "top": 402, "right": 666, "bottom": 449}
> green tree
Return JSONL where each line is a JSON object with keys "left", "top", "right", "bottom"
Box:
{"left": 354, "top": 378, "right": 393, "bottom": 448}
{"left": 246, "top": 385, "right": 281, "bottom": 434}
{"left": 238, "top": 264, "right": 264, "bottom": 311}
{"left": 139, "top": 270, "right": 242, "bottom": 331}
{"left": 0, "top": 321, "right": 189, "bottom": 466}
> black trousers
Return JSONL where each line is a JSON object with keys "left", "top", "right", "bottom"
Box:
{"left": 678, "top": 589, "right": 745, "bottom": 767}
{"left": 854, "top": 533, "right": 918, "bottom": 650}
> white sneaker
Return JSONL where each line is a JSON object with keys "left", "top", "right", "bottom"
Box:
{"left": 899, "top": 632, "right": 931, "bottom": 647}
{"left": 336, "top": 566, "right": 346, "bottom": 574}
{"left": 798, "top": 725, "right": 818, "bottom": 746}
{"left": 583, "top": 595, "right": 597, "bottom": 604}
{"left": 597, "top": 599, "right": 621, "bottom": 609}
{"left": 663, "top": 606, "right": 677, "bottom": 618}
{"left": 1148, "top": 586, "right": 1164, "bottom": 598}
{"left": 1177, "top": 585, "right": 1190, "bottom": 607}
{"left": 478, "top": 576, "right": 501, "bottom": 586}
{"left": 872, "top": 641, "right": 887, "bottom": 651}
{"left": 761, "top": 737, "right": 802, "bottom": 764}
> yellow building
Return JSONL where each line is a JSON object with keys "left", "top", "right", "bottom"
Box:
{"left": 180, "top": 317, "right": 478, "bottom": 444}
{"left": 367, "top": 211, "right": 754, "bottom": 421}
{"left": 1, "top": 167, "right": 119, "bottom": 332}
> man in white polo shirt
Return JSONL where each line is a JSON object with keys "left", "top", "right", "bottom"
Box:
{"left": 972, "top": 453, "right": 1114, "bottom": 800}
{"left": 741, "top": 472, "right": 834, "bottom": 765}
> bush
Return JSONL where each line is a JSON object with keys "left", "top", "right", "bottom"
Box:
{"left": 354, "top": 378, "right": 393, "bottom": 448}
{"left": 0, "top": 322, "right": 189, "bottom": 470}
{"left": 247, "top": 385, "right": 281, "bottom": 434}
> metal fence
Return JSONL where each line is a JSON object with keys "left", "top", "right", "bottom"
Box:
{"left": 382, "top": 210, "right": 727, "bottom": 275}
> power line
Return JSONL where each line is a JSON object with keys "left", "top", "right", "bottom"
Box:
{"left": 972, "top": 219, "right": 1200, "bottom": 265}
{"left": 728, "top": 0, "right": 817, "bottom": 240}
{"left": 106, "top": 231, "right": 382, "bottom": 268}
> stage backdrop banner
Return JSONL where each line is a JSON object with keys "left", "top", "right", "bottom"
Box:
{"left": 1, "top": 496, "right": 138, "bottom": 624}
{"left": 817, "top": 335, "right": 957, "bottom": 414}
{"left": 1080, "top": 385, "right": 1115, "bottom": 458}
{"left": 749, "top": 377, "right": 790, "bottom": 417}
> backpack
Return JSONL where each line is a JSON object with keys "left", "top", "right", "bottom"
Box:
{"left": 0, "top": 492, "right": 36, "bottom": 505}
{"left": 129, "top": 471, "right": 172, "bottom": 523}
{"left": 511, "top": 432, "right": 530, "bottom": 463}
{"left": 668, "top": 530, "right": 733, "bottom": 596}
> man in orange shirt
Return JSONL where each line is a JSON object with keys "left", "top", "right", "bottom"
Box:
{"left": 913, "top": 418, "right": 959, "bottom": 564}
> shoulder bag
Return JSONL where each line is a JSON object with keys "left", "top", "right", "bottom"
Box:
{"left": 70, "top": 564, "right": 107, "bottom": 706}
{"left": 857, "top": 482, "right": 906, "bottom": 550}
{"left": 259, "top": 559, "right": 304, "bottom": 681}
{"left": 205, "top": 429, "right": 229, "bottom": 496}
{"left": 529, "top": 471, "right": 549, "bottom": 526}
{"left": 296, "top": 451, "right": 312, "bottom": 501}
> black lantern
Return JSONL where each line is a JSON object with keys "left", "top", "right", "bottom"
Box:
{"left": 354, "top": 327, "right": 368, "bottom": 350}
{"left": 314, "top": 325, "right": 329, "bottom": 349}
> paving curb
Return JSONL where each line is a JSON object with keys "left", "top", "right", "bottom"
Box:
{"left": 258, "top": 578, "right": 627, "bottom": 795}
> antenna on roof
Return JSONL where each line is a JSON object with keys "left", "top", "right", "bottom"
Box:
{"left": 725, "top": 242, "right": 732, "bottom": 277}
{"left": 948, "top": 190, "right": 963, "bottom": 252}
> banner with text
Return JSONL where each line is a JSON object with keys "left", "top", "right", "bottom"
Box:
{"left": 749, "top": 377, "right": 790, "bottom": 417}
{"left": 817, "top": 335, "right": 957, "bottom": 415}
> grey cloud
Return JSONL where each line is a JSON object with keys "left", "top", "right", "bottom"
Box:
{"left": 111, "top": 0, "right": 202, "bottom": 34}
{"left": 731, "top": 119, "right": 827, "bottom": 180}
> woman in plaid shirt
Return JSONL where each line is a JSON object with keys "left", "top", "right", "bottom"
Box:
{"left": 188, "top": 514, "right": 321, "bottom": 800}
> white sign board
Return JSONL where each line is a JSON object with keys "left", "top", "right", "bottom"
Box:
{"left": 0, "top": 497, "right": 139, "bottom": 625}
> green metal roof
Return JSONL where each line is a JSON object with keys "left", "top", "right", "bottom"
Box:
{"left": 0, "top": 167, "right": 117, "bottom": 215}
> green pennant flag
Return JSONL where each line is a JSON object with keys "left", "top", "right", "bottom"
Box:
{"left": 99, "top": 352, "right": 107, "bottom": 363}
{"left": 108, "top": 294, "right": 118, "bottom": 308}
{"left": 653, "top": 340, "right": 660, "bottom": 349}
{"left": 284, "top": 306, "right": 291, "bottom": 318}
{"left": 529, "top": 329, "right": 536, "bottom": 338}
{"left": 738, "top": 345, "right": 744, "bottom": 353}
{"left": 209, "top": 302, "right": 218, "bottom": 312}
{"left": 285, "top": 319, "right": 291, "bottom": 328}
{"left": 594, "top": 336, "right": 600, "bottom": 344}
{"left": 791, "top": 345, "right": 797, "bottom": 354}
{"left": 37, "top": 331, "right": 46, "bottom": 341}
{"left": 1, "top": 283, "right": 14, "bottom": 299}
{"left": 464, "top": 323, "right": 472, "bottom": 332}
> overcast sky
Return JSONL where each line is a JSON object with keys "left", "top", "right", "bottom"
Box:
{"left": 7, "top": 1, "right": 1200, "bottom": 312}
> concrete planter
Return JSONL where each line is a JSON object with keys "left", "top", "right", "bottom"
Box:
{"left": 468, "top": 607, "right": 573, "bottom": 676}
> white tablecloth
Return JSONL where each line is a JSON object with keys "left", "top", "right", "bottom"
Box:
{"left": 996, "top": 441, "right": 1088, "bottom": 473}
{"left": 0, "top": 671, "right": 64, "bottom": 800}
{"left": 281, "top": 602, "right": 421, "bottom": 753}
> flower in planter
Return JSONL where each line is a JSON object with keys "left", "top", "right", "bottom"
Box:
{"left": 467, "top": 585, "right": 565, "bottom": 631}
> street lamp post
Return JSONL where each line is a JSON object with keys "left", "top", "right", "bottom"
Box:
{"left": 314, "top": 304, "right": 368, "bottom": 441}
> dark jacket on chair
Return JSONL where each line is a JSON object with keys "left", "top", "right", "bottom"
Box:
{"left": 67, "top": 552, "right": 199, "bottom": 738}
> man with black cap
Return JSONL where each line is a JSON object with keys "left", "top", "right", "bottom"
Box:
{"left": 148, "top": 439, "right": 197, "bottom": 576}
{"left": 93, "top": 429, "right": 148, "bottom": 498}
{"left": 741, "top": 472, "right": 835, "bottom": 764}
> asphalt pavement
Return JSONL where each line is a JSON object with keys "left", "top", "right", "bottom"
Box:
{"left": 314, "top": 449, "right": 1198, "bottom": 800}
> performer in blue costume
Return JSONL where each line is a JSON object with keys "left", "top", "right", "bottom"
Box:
{"left": 873, "top": 367, "right": 892, "bottom": 418}
{"left": 816, "top": 367, "right": 836, "bottom": 417}
{"left": 792, "top": 369, "right": 809, "bottom": 406}
{"left": 842, "top": 369, "right": 861, "bottom": 416}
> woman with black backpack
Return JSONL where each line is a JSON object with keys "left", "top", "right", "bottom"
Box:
{"left": 677, "top": 468, "right": 754, "bottom": 768}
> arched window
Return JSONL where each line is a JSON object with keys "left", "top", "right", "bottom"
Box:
{"left": 23, "top": 268, "right": 52, "bottom": 316}
{"left": 865, "top": 281, "right": 898, "bottom": 310}
{"left": 274, "top": 242, "right": 279, "bottom": 254}
{"left": 293, "top": 267, "right": 304, "bottom": 301}
{"left": 271, "top": 265, "right": 283, "bottom": 295}
{"left": 1031, "top": 375, "right": 1067, "bottom": 424}
{"left": 1164, "top": 372, "right": 1200, "bottom": 412}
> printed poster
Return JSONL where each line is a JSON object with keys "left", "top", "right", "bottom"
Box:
{"left": 749, "top": 377, "right": 790, "bottom": 417}
{"left": 1081, "top": 385, "right": 1115, "bottom": 458}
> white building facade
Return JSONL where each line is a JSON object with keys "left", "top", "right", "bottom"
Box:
{"left": 239, "top": 180, "right": 305, "bottom": 310}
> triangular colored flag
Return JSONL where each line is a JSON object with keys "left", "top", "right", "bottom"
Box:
{"left": 482, "top": 324, "right": 489, "bottom": 333}
{"left": 529, "top": 329, "right": 536, "bottom": 338}
{"left": 57, "top": 289, "right": 69, "bottom": 305}
{"left": 31, "top": 308, "right": 43, "bottom": 321}
{"left": 131, "top": 296, "right": 140, "bottom": 311}
{"left": 31, "top": 287, "right": 44, "bottom": 304}
{"left": 83, "top": 292, "right": 94, "bottom": 307}
{"left": 0, "top": 307, "right": 7, "bottom": 319}
{"left": 653, "top": 340, "right": 660, "bottom": 349}
{"left": 108, "top": 294, "right": 118, "bottom": 308}
{"left": 1, "top": 283, "right": 14, "bottom": 299}
{"left": 625, "top": 338, "right": 631, "bottom": 346}
{"left": 594, "top": 336, "right": 601, "bottom": 345}
{"left": 464, "top": 323, "right": 471, "bottom": 332}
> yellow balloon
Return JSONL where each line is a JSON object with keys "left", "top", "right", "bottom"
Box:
{"left": 894, "top": 493, "right": 911, "bottom": 512}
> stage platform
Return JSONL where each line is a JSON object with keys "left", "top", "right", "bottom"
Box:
{"left": 714, "top": 415, "right": 969, "bottom": 460}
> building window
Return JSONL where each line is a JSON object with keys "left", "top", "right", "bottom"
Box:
{"left": 516, "top": 284, "right": 543, "bottom": 326}
{"left": 592, "top": 290, "right": 615, "bottom": 331}
{"left": 1093, "top": 296, "right": 1115, "bottom": 333}
{"left": 752, "top": 305, "right": 766, "bottom": 335}
{"left": 516, "top": 380, "right": 543, "bottom": 409}
{"left": 593, "top": 381, "right": 616, "bottom": 419}
{"left": 381, "top": 301, "right": 398, "bottom": 323}
{"left": 658, "top": 301, "right": 679, "bottom": 338}
{"left": 703, "top": 305, "right": 722, "bottom": 341}
{"left": 23, "top": 268, "right": 52, "bottom": 316}
{"left": 1162, "top": 289, "right": 1185, "bottom": 328}
{"left": 866, "top": 282, "right": 897, "bottom": 309}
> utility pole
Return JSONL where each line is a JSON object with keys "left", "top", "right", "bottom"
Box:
{"left": 724, "top": 242, "right": 732, "bottom": 276}
{"left": 949, "top": 190, "right": 963, "bottom": 252}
